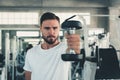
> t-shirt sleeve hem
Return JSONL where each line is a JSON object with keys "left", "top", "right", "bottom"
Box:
{"left": 23, "top": 67, "right": 32, "bottom": 72}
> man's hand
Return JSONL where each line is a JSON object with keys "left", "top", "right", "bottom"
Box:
{"left": 65, "top": 34, "right": 80, "bottom": 54}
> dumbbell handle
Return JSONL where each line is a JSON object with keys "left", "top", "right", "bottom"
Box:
{"left": 67, "top": 28, "right": 76, "bottom": 35}
{"left": 61, "top": 54, "right": 83, "bottom": 61}
{"left": 66, "top": 28, "right": 76, "bottom": 54}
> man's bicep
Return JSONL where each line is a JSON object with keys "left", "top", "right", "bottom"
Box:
{"left": 25, "top": 71, "right": 31, "bottom": 80}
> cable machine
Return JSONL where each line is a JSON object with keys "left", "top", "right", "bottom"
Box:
{"left": 61, "top": 14, "right": 120, "bottom": 80}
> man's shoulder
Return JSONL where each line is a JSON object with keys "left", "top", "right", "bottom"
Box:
{"left": 27, "top": 44, "right": 40, "bottom": 54}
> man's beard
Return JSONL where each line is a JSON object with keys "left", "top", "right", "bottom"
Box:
{"left": 42, "top": 35, "right": 58, "bottom": 44}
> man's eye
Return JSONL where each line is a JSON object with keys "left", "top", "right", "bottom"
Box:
{"left": 53, "top": 27, "right": 57, "bottom": 30}
{"left": 45, "top": 27, "right": 50, "bottom": 30}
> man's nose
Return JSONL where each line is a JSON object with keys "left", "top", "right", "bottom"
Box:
{"left": 49, "top": 28, "right": 54, "bottom": 34}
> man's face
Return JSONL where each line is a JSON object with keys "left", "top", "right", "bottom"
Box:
{"left": 40, "top": 19, "right": 60, "bottom": 44}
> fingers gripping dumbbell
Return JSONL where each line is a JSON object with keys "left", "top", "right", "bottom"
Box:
{"left": 61, "top": 15, "right": 85, "bottom": 61}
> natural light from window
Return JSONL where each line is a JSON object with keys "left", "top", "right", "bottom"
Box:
{"left": 17, "top": 31, "right": 39, "bottom": 37}
{"left": 0, "top": 12, "right": 39, "bottom": 25}
{"left": 55, "top": 12, "right": 90, "bottom": 25}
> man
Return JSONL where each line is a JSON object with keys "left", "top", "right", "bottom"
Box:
{"left": 23, "top": 12, "right": 80, "bottom": 80}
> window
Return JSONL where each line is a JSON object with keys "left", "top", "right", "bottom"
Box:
{"left": 0, "top": 12, "right": 39, "bottom": 25}
{"left": 17, "top": 31, "right": 40, "bottom": 45}
{"left": 17, "top": 31, "right": 39, "bottom": 37}
{"left": 55, "top": 12, "right": 90, "bottom": 25}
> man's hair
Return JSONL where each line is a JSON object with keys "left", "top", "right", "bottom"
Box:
{"left": 40, "top": 12, "right": 60, "bottom": 25}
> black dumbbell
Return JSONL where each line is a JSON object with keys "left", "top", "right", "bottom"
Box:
{"left": 61, "top": 15, "right": 84, "bottom": 61}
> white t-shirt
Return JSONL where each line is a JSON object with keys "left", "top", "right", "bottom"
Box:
{"left": 23, "top": 42, "right": 70, "bottom": 80}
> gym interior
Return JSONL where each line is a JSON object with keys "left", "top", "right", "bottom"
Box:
{"left": 0, "top": 0, "right": 120, "bottom": 80}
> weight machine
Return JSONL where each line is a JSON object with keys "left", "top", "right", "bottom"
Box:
{"left": 0, "top": 31, "right": 20, "bottom": 80}
{"left": 61, "top": 15, "right": 120, "bottom": 80}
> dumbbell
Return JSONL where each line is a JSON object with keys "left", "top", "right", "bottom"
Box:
{"left": 61, "top": 19, "right": 84, "bottom": 61}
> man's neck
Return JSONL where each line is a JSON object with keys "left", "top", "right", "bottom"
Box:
{"left": 41, "top": 41, "right": 60, "bottom": 49}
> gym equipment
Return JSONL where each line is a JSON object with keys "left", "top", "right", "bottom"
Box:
{"left": 61, "top": 15, "right": 85, "bottom": 80}
{"left": 95, "top": 47, "right": 120, "bottom": 79}
{"left": 85, "top": 31, "right": 120, "bottom": 79}
{"left": 86, "top": 45, "right": 120, "bottom": 79}
{"left": 0, "top": 54, "right": 5, "bottom": 68}
{"left": 5, "top": 33, "right": 10, "bottom": 80}
{"left": 61, "top": 14, "right": 120, "bottom": 80}
{"left": 61, "top": 15, "right": 83, "bottom": 61}
{"left": 0, "top": 54, "right": 5, "bottom": 76}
